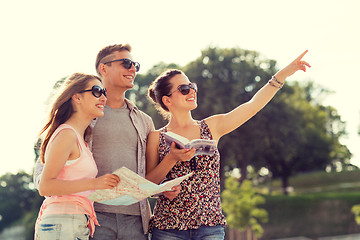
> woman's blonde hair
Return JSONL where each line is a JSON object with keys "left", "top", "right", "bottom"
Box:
{"left": 39, "top": 73, "right": 102, "bottom": 163}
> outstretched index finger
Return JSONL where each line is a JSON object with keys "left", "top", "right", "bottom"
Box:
{"left": 295, "top": 50, "right": 308, "bottom": 61}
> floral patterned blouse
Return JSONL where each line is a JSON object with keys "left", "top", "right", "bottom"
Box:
{"left": 149, "top": 120, "right": 227, "bottom": 231}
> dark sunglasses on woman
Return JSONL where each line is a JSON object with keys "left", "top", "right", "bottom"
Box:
{"left": 168, "top": 83, "right": 198, "bottom": 96}
{"left": 79, "top": 85, "right": 107, "bottom": 98}
{"left": 103, "top": 58, "right": 140, "bottom": 72}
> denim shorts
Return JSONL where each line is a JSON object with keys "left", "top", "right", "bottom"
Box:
{"left": 151, "top": 225, "right": 225, "bottom": 240}
{"left": 35, "top": 214, "right": 90, "bottom": 240}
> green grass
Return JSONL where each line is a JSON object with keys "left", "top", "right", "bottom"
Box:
{"left": 253, "top": 170, "right": 360, "bottom": 239}
{"left": 257, "top": 169, "right": 360, "bottom": 195}
{"left": 260, "top": 192, "right": 360, "bottom": 239}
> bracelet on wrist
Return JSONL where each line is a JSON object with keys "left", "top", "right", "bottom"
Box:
{"left": 268, "top": 80, "right": 282, "bottom": 89}
{"left": 272, "top": 76, "right": 284, "bottom": 86}
{"left": 267, "top": 75, "right": 283, "bottom": 89}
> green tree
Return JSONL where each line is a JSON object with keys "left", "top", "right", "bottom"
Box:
{"left": 351, "top": 205, "right": 360, "bottom": 225}
{"left": 256, "top": 82, "right": 351, "bottom": 193}
{"left": 222, "top": 177, "right": 268, "bottom": 237}
{"left": 0, "top": 172, "right": 39, "bottom": 233}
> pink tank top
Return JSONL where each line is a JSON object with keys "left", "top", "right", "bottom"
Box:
{"left": 35, "top": 124, "right": 99, "bottom": 236}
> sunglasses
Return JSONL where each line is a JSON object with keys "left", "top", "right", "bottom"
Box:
{"left": 79, "top": 85, "right": 107, "bottom": 98}
{"left": 168, "top": 83, "right": 198, "bottom": 96}
{"left": 103, "top": 58, "right": 140, "bottom": 72}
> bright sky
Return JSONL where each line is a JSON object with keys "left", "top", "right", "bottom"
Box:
{"left": 1, "top": 0, "right": 359, "bottom": 176}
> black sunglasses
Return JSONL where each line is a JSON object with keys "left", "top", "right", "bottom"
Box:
{"left": 79, "top": 85, "right": 107, "bottom": 98}
{"left": 103, "top": 58, "right": 140, "bottom": 72}
{"left": 168, "top": 83, "right": 198, "bottom": 96}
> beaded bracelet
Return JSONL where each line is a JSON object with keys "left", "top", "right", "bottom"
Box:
{"left": 271, "top": 76, "right": 284, "bottom": 86}
{"left": 268, "top": 75, "right": 283, "bottom": 89}
{"left": 268, "top": 80, "right": 282, "bottom": 89}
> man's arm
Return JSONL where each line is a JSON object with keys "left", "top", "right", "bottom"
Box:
{"left": 33, "top": 158, "right": 44, "bottom": 190}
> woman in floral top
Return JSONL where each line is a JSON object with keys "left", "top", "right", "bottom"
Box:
{"left": 146, "top": 51, "right": 310, "bottom": 240}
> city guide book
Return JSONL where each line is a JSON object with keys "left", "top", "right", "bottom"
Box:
{"left": 164, "top": 131, "right": 217, "bottom": 156}
{"left": 88, "top": 167, "right": 192, "bottom": 206}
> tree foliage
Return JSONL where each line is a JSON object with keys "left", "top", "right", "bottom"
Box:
{"left": 351, "top": 204, "right": 360, "bottom": 225}
{"left": 222, "top": 177, "right": 268, "bottom": 237}
{"left": 256, "top": 82, "right": 352, "bottom": 193}
{"left": 0, "top": 172, "right": 41, "bottom": 233}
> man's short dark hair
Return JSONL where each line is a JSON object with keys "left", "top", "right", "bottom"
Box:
{"left": 95, "top": 44, "right": 132, "bottom": 77}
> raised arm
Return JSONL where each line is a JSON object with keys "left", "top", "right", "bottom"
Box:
{"left": 206, "top": 50, "right": 311, "bottom": 141}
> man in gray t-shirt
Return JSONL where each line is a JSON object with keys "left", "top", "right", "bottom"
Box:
{"left": 89, "top": 44, "right": 154, "bottom": 239}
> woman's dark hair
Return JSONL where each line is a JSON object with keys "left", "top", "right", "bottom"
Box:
{"left": 148, "top": 69, "right": 183, "bottom": 118}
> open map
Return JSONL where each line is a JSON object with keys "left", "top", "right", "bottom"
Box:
{"left": 88, "top": 167, "right": 192, "bottom": 205}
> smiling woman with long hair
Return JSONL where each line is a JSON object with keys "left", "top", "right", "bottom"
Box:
{"left": 34, "top": 73, "right": 120, "bottom": 239}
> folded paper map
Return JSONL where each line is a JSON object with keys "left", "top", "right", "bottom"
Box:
{"left": 88, "top": 167, "right": 192, "bottom": 205}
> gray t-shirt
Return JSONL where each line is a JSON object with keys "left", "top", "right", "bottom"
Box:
{"left": 92, "top": 103, "right": 140, "bottom": 215}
